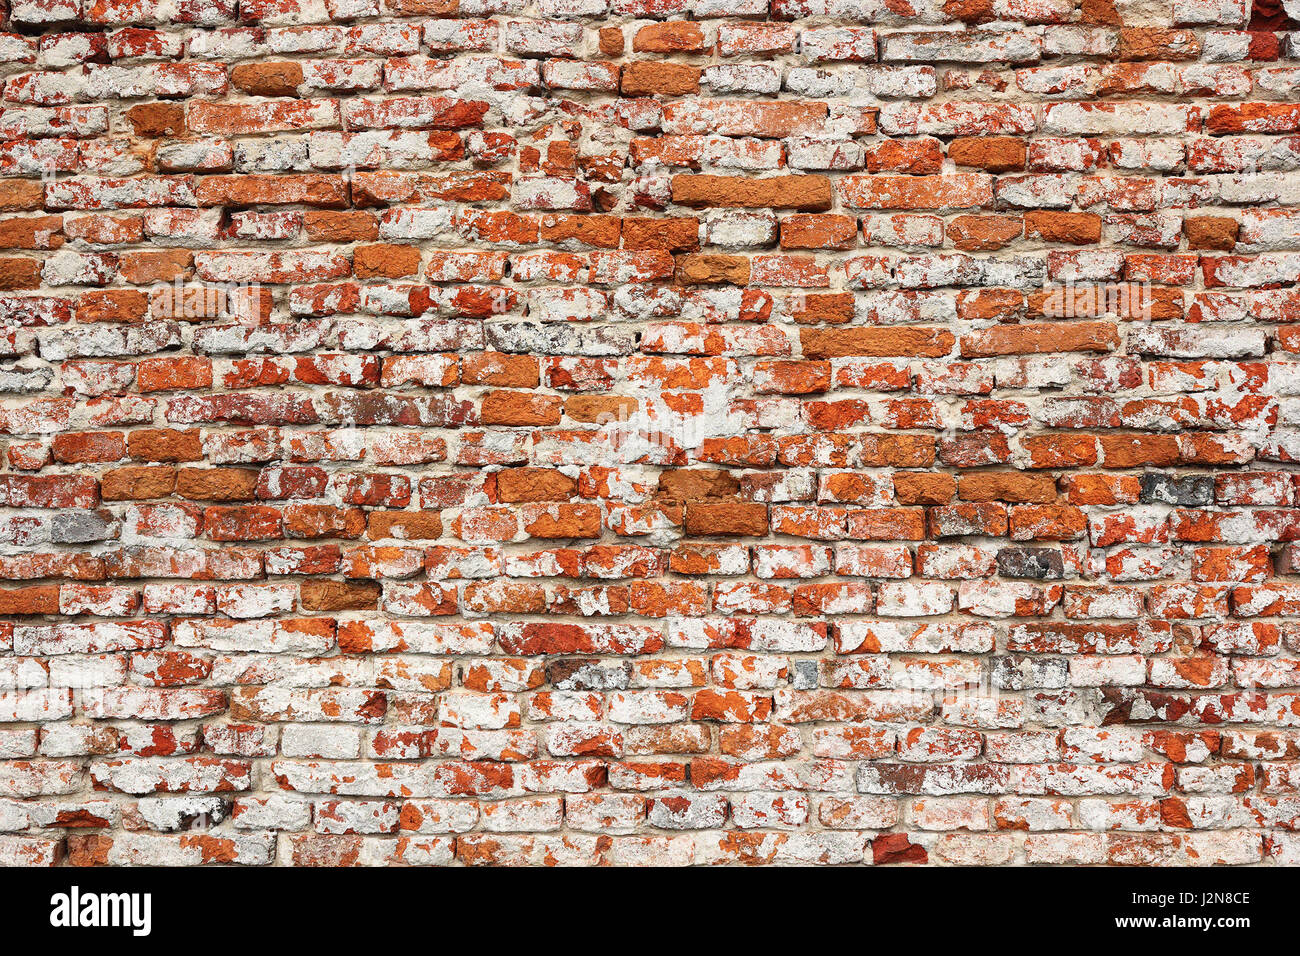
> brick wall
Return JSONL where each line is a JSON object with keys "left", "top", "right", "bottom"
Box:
{"left": 0, "top": 0, "right": 1296, "bottom": 868}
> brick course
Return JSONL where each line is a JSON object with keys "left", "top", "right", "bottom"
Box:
{"left": 0, "top": 0, "right": 1295, "bottom": 867}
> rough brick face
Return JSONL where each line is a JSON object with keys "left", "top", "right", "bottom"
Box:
{"left": 0, "top": 0, "right": 1296, "bottom": 872}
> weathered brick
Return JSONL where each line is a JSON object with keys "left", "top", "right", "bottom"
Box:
{"left": 0, "top": 0, "right": 1286, "bottom": 874}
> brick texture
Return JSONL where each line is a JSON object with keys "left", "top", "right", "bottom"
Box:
{"left": 0, "top": 0, "right": 1296, "bottom": 868}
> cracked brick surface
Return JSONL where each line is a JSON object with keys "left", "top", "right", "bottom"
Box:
{"left": 0, "top": 0, "right": 1297, "bottom": 867}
